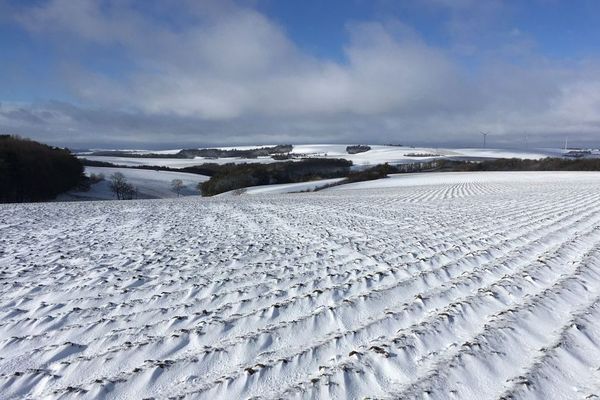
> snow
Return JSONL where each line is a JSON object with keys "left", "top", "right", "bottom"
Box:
{"left": 447, "top": 147, "right": 564, "bottom": 159}
{"left": 219, "top": 178, "right": 345, "bottom": 196}
{"left": 2, "top": 171, "right": 600, "bottom": 399}
{"left": 126, "top": 149, "right": 183, "bottom": 155}
{"left": 293, "top": 145, "right": 560, "bottom": 165}
{"left": 80, "top": 145, "right": 565, "bottom": 169}
{"left": 327, "top": 170, "right": 600, "bottom": 191}
{"left": 81, "top": 155, "right": 278, "bottom": 169}
{"left": 60, "top": 167, "right": 209, "bottom": 200}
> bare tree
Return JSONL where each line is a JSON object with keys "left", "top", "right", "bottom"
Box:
{"left": 109, "top": 172, "right": 135, "bottom": 200}
{"left": 122, "top": 184, "right": 138, "bottom": 200}
{"left": 171, "top": 179, "right": 185, "bottom": 197}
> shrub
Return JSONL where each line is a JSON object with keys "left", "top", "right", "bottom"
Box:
{"left": 346, "top": 145, "right": 371, "bottom": 154}
{"left": 89, "top": 173, "right": 105, "bottom": 184}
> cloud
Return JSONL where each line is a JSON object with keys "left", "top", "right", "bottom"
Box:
{"left": 1, "top": 0, "right": 600, "bottom": 148}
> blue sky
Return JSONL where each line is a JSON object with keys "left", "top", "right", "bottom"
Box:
{"left": 1, "top": 0, "right": 599, "bottom": 148}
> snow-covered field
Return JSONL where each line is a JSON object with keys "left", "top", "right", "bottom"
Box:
{"left": 291, "top": 144, "right": 563, "bottom": 165}
{"left": 219, "top": 178, "right": 345, "bottom": 196}
{"left": 59, "top": 167, "right": 209, "bottom": 200}
{"left": 81, "top": 155, "right": 279, "bottom": 169}
{"left": 79, "top": 145, "right": 570, "bottom": 169}
{"left": 2, "top": 171, "right": 600, "bottom": 399}
{"left": 328, "top": 170, "right": 600, "bottom": 191}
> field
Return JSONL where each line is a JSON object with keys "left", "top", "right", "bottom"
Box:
{"left": 79, "top": 145, "right": 571, "bottom": 169}
{"left": 2, "top": 171, "right": 600, "bottom": 399}
{"left": 60, "top": 167, "right": 209, "bottom": 201}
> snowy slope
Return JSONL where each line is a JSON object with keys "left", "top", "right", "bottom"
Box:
{"left": 328, "top": 170, "right": 600, "bottom": 191}
{"left": 218, "top": 178, "right": 345, "bottom": 196}
{"left": 2, "top": 171, "right": 600, "bottom": 399}
{"left": 61, "top": 167, "right": 209, "bottom": 200}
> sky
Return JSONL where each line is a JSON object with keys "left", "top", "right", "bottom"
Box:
{"left": 0, "top": 0, "right": 599, "bottom": 149}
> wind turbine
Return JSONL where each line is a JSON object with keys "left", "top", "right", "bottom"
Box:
{"left": 480, "top": 132, "right": 489, "bottom": 148}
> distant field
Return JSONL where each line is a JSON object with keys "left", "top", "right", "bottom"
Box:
{"left": 60, "top": 166, "right": 209, "bottom": 200}
{"left": 79, "top": 144, "right": 573, "bottom": 169}
{"left": 2, "top": 171, "right": 600, "bottom": 398}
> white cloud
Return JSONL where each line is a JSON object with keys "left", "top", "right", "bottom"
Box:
{"left": 2, "top": 0, "right": 600, "bottom": 148}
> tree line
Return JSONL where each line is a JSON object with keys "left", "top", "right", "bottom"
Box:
{"left": 87, "top": 145, "right": 293, "bottom": 159}
{"left": 199, "top": 158, "right": 352, "bottom": 196}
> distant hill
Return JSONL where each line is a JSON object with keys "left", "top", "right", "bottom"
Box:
{"left": 88, "top": 144, "right": 293, "bottom": 159}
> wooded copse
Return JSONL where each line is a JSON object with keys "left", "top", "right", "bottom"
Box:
{"left": 0, "top": 135, "right": 84, "bottom": 203}
{"left": 199, "top": 158, "right": 352, "bottom": 196}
